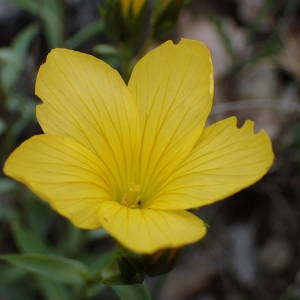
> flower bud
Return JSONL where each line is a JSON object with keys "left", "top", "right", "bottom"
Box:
{"left": 101, "top": 0, "right": 148, "bottom": 48}
{"left": 144, "top": 248, "right": 181, "bottom": 276}
{"left": 152, "top": 0, "right": 184, "bottom": 40}
{"left": 120, "top": 0, "right": 146, "bottom": 16}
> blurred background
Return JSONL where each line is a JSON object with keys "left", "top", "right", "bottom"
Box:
{"left": 0, "top": 0, "right": 300, "bottom": 299}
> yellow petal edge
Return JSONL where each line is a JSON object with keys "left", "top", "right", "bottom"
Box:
{"left": 3, "top": 39, "right": 274, "bottom": 254}
{"left": 98, "top": 201, "right": 207, "bottom": 254}
{"left": 3, "top": 134, "right": 110, "bottom": 229}
{"left": 148, "top": 117, "right": 274, "bottom": 210}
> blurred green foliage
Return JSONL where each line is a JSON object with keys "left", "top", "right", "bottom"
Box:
{"left": 0, "top": 0, "right": 186, "bottom": 299}
{"left": 0, "top": 0, "right": 300, "bottom": 299}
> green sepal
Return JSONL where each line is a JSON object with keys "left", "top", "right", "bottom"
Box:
{"left": 100, "top": 0, "right": 148, "bottom": 50}
{"left": 106, "top": 245, "right": 181, "bottom": 285}
{"left": 143, "top": 248, "right": 181, "bottom": 276}
{"left": 117, "top": 254, "right": 145, "bottom": 284}
{"left": 152, "top": 0, "right": 184, "bottom": 41}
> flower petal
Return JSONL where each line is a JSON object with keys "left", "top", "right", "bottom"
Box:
{"left": 148, "top": 117, "right": 274, "bottom": 210}
{"left": 128, "top": 39, "right": 213, "bottom": 198}
{"left": 4, "top": 134, "right": 111, "bottom": 229}
{"left": 36, "top": 48, "right": 140, "bottom": 193}
{"left": 98, "top": 201, "right": 206, "bottom": 254}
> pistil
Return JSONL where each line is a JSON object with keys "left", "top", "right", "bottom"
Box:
{"left": 121, "top": 183, "right": 141, "bottom": 208}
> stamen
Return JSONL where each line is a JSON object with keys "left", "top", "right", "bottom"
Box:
{"left": 121, "top": 183, "right": 141, "bottom": 208}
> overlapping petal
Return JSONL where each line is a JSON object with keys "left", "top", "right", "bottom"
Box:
{"left": 98, "top": 201, "right": 206, "bottom": 254}
{"left": 3, "top": 134, "right": 112, "bottom": 229}
{"left": 3, "top": 39, "right": 274, "bottom": 254}
{"left": 128, "top": 39, "right": 213, "bottom": 197}
{"left": 36, "top": 49, "right": 140, "bottom": 194}
{"left": 147, "top": 117, "right": 274, "bottom": 210}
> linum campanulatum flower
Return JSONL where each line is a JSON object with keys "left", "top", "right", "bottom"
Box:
{"left": 4, "top": 39, "right": 274, "bottom": 254}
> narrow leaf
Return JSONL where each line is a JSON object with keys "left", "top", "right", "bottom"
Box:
{"left": 0, "top": 265, "right": 26, "bottom": 284}
{"left": 66, "top": 21, "right": 104, "bottom": 49}
{"left": 0, "top": 254, "right": 91, "bottom": 285}
{"left": 41, "top": 0, "right": 64, "bottom": 47}
{"left": 112, "top": 284, "right": 152, "bottom": 300}
{"left": 1, "top": 23, "right": 38, "bottom": 91}
{"left": 93, "top": 44, "right": 119, "bottom": 56}
{"left": 8, "top": 0, "right": 39, "bottom": 14}
{"left": 8, "top": 0, "right": 63, "bottom": 47}
{"left": 12, "top": 224, "right": 52, "bottom": 254}
{"left": 36, "top": 276, "right": 72, "bottom": 300}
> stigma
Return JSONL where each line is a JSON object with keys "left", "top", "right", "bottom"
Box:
{"left": 121, "top": 183, "right": 142, "bottom": 208}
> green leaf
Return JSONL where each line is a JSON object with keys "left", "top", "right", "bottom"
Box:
{"left": 12, "top": 223, "right": 52, "bottom": 254}
{"left": 0, "top": 23, "right": 38, "bottom": 92}
{"left": 93, "top": 44, "right": 119, "bottom": 56}
{"left": 58, "top": 223, "right": 83, "bottom": 256}
{"left": 0, "top": 265, "right": 26, "bottom": 284}
{"left": 111, "top": 284, "right": 152, "bottom": 300}
{"left": 83, "top": 250, "right": 115, "bottom": 277}
{"left": 24, "top": 193, "right": 54, "bottom": 237}
{"left": 86, "top": 228, "right": 109, "bottom": 240}
{"left": 1, "top": 97, "right": 35, "bottom": 154}
{"left": 41, "top": 0, "right": 64, "bottom": 47}
{"left": 0, "top": 254, "right": 91, "bottom": 285}
{"left": 0, "top": 178, "right": 16, "bottom": 194}
{"left": 8, "top": 0, "right": 64, "bottom": 47}
{"left": 36, "top": 277, "right": 72, "bottom": 300}
{"left": 8, "top": 0, "right": 39, "bottom": 14}
{"left": 0, "top": 118, "right": 6, "bottom": 135}
{"left": 66, "top": 21, "right": 104, "bottom": 49}
{"left": 85, "top": 282, "right": 106, "bottom": 298}
{"left": 0, "top": 48, "right": 14, "bottom": 63}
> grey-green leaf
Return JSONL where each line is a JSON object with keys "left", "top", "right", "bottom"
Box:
{"left": 112, "top": 284, "right": 152, "bottom": 300}
{"left": 40, "top": 0, "right": 64, "bottom": 47}
{"left": 66, "top": 21, "right": 104, "bottom": 49}
{"left": 8, "top": 0, "right": 64, "bottom": 47}
{"left": 0, "top": 23, "right": 38, "bottom": 92}
{"left": 0, "top": 254, "right": 91, "bottom": 285}
{"left": 36, "top": 277, "right": 72, "bottom": 300}
{"left": 12, "top": 224, "right": 52, "bottom": 254}
{"left": 8, "top": 0, "right": 39, "bottom": 15}
{"left": 93, "top": 44, "right": 119, "bottom": 56}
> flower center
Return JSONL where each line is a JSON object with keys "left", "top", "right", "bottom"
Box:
{"left": 121, "top": 183, "right": 142, "bottom": 208}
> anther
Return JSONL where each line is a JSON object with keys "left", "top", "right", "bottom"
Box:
{"left": 121, "top": 183, "right": 141, "bottom": 208}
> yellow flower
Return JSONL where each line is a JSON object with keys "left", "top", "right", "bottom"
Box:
{"left": 3, "top": 39, "right": 274, "bottom": 254}
{"left": 120, "top": 0, "right": 145, "bottom": 16}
